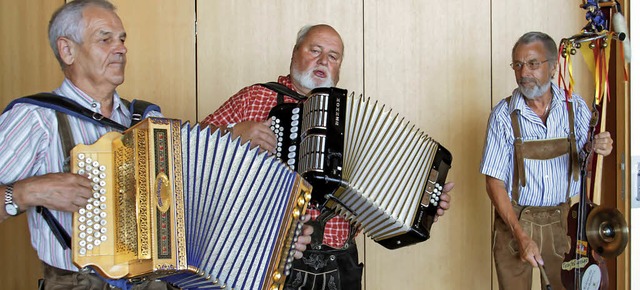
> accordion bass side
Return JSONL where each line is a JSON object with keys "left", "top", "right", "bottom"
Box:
{"left": 269, "top": 88, "right": 452, "bottom": 249}
{"left": 71, "top": 118, "right": 312, "bottom": 289}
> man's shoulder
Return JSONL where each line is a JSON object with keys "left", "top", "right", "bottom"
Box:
{"left": 233, "top": 80, "right": 282, "bottom": 99}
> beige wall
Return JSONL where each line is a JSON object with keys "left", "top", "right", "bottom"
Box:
{"left": 0, "top": 1, "right": 623, "bottom": 290}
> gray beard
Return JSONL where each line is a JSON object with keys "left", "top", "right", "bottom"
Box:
{"left": 519, "top": 80, "right": 551, "bottom": 100}
{"left": 292, "top": 67, "right": 335, "bottom": 91}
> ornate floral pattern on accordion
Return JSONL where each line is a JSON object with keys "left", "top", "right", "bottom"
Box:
{"left": 71, "top": 118, "right": 312, "bottom": 290}
{"left": 269, "top": 87, "right": 452, "bottom": 249}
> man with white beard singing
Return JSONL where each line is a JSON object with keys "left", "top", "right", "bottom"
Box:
{"left": 480, "top": 31, "right": 613, "bottom": 290}
{"left": 201, "top": 23, "right": 453, "bottom": 290}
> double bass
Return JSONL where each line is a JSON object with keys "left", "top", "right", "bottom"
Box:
{"left": 559, "top": 1, "right": 629, "bottom": 289}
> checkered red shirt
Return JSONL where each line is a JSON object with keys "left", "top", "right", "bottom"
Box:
{"left": 201, "top": 75, "right": 352, "bottom": 249}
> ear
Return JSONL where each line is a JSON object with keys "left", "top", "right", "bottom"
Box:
{"left": 57, "top": 37, "right": 76, "bottom": 66}
{"left": 550, "top": 61, "right": 558, "bottom": 78}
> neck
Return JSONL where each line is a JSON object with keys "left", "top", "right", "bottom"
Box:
{"left": 66, "top": 75, "right": 116, "bottom": 117}
{"left": 525, "top": 93, "right": 552, "bottom": 122}
{"left": 291, "top": 81, "right": 310, "bottom": 95}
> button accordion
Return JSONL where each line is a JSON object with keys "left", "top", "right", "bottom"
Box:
{"left": 268, "top": 87, "right": 452, "bottom": 249}
{"left": 71, "top": 118, "right": 311, "bottom": 290}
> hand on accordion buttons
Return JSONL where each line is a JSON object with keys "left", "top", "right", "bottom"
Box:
{"left": 433, "top": 182, "right": 454, "bottom": 223}
{"left": 229, "top": 120, "right": 278, "bottom": 154}
{"left": 14, "top": 172, "right": 93, "bottom": 213}
{"left": 293, "top": 214, "right": 313, "bottom": 259}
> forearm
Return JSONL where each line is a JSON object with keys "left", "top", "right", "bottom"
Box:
{"left": 486, "top": 176, "right": 526, "bottom": 240}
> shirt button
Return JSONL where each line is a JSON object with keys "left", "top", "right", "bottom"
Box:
{"left": 544, "top": 175, "right": 549, "bottom": 179}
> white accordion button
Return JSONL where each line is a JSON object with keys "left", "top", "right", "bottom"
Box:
{"left": 292, "top": 107, "right": 300, "bottom": 114}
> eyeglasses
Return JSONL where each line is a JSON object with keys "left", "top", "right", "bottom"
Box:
{"left": 510, "top": 59, "right": 549, "bottom": 71}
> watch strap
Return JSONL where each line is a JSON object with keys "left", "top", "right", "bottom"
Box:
{"left": 4, "top": 183, "right": 19, "bottom": 216}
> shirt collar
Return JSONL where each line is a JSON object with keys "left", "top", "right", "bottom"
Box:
{"left": 54, "top": 78, "right": 126, "bottom": 114}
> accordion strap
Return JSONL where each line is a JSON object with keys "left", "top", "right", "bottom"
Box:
{"left": 259, "top": 82, "right": 306, "bottom": 104}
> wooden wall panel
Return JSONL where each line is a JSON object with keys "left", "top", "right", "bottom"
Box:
{"left": 195, "top": 0, "right": 364, "bottom": 121}
{"left": 0, "top": 1, "right": 64, "bottom": 288}
{"left": 111, "top": 0, "right": 196, "bottom": 122}
{"left": 363, "top": 1, "right": 493, "bottom": 289}
{"left": 491, "top": 0, "right": 594, "bottom": 106}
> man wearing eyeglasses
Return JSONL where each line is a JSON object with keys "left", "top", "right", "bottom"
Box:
{"left": 479, "top": 31, "right": 613, "bottom": 290}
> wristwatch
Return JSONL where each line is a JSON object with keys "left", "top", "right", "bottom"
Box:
{"left": 4, "top": 183, "right": 20, "bottom": 216}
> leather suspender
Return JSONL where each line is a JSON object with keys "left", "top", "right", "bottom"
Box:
{"left": 508, "top": 96, "right": 579, "bottom": 204}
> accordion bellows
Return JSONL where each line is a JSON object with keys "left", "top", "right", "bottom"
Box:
{"left": 71, "top": 118, "right": 311, "bottom": 290}
{"left": 336, "top": 93, "right": 448, "bottom": 243}
{"left": 269, "top": 87, "right": 452, "bottom": 249}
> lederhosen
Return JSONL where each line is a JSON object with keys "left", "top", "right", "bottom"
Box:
{"left": 493, "top": 96, "right": 580, "bottom": 290}
{"left": 260, "top": 83, "right": 363, "bottom": 290}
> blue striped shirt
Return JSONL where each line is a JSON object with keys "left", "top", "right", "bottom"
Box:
{"left": 480, "top": 82, "right": 591, "bottom": 206}
{"left": 0, "top": 79, "right": 162, "bottom": 271}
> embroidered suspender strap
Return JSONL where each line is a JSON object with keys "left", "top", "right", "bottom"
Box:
{"left": 259, "top": 82, "right": 306, "bottom": 105}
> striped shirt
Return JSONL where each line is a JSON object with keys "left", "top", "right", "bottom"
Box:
{"left": 202, "top": 75, "right": 353, "bottom": 249}
{"left": 0, "top": 78, "right": 161, "bottom": 271}
{"left": 479, "top": 82, "right": 591, "bottom": 206}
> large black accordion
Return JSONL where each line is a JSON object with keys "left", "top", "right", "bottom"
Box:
{"left": 268, "top": 87, "right": 452, "bottom": 249}
{"left": 71, "top": 118, "right": 311, "bottom": 289}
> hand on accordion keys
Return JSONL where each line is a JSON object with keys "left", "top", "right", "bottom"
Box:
{"left": 226, "top": 120, "right": 278, "bottom": 154}
{"left": 433, "top": 182, "right": 454, "bottom": 223}
{"left": 8, "top": 172, "right": 93, "bottom": 214}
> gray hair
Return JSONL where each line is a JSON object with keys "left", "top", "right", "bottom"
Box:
{"left": 295, "top": 25, "right": 314, "bottom": 48}
{"left": 48, "top": 0, "right": 116, "bottom": 68}
{"left": 512, "top": 31, "right": 558, "bottom": 64}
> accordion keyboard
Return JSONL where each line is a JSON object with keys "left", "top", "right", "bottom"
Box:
{"left": 422, "top": 169, "right": 444, "bottom": 207}
{"left": 270, "top": 105, "right": 301, "bottom": 170}
{"left": 75, "top": 153, "right": 109, "bottom": 255}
